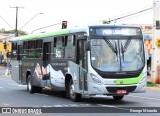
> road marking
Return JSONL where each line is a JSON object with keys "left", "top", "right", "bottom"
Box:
{"left": 0, "top": 78, "right": 8, "bottom": 81}
{"left": 79, "top": 104, "right": 90, "bottom": 106}
{"left": 63, "top": 104, "right": 69, "bottom": 107}
{"left": 97, "top": 104, "right": 130, "bottom": 111}
{"left": 8, "top": 83, "right": 18, "bottom": 86}
{"left": 41, "top": 104, "right": 92, "bottom": 107}
{"left": 4, "top": 80, "right": 15, "bottom": 82}
{"left": 3, "top": 103, "right": 10, "bottom": 106}
{"left": 128, "top": 95, "right": 160, "bottom": 101}
{"left": 8, "top": 83, "right": 26, "bottom": 87}
{"left": 34, "top": 93, "right": 49, "bottom": 97}
{"left": 68, "top": 104, "right": 80, "bottom": 107}
{"left": 42, "top": 106, "right": 52, "bottom": 107}
{"left": 53, "top": 105, "right": 63, "bottom": 107}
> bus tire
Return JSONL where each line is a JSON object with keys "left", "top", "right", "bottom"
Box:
{"left": 69, "top": 80, "right": 81, "bottom": 102}
{"left": 35, "top": 86, "right": 42, "bottom": 93}
{"left": 113, "top": 95, "right": 124, "bottom": 101}
{"left": 27, "top": 75, "right": 36, "bottom": 94}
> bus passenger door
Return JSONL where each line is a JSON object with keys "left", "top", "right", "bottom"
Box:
{"left": 42, "top": 42, "right": 51, "bottom": 85}
{"left": 43, "top": 42, "right": 51, "bottom": 67}
{"left": 77, "top": 40, "right": 88, "bottom": 93}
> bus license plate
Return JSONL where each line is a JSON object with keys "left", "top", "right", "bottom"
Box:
{"left": 116, "top": 90, "right": 127, "bottom": 94}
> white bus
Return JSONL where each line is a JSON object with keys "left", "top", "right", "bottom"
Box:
{"left": 11, "top": 24, "right": 147, "bottom": 102}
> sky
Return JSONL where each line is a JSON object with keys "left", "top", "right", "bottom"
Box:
{"left": 0, "top": 0, "right": 154, "bottom": 34}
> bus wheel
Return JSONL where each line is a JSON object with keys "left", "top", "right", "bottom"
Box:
{"left": 69, "top": 80, "right": 81, "bottom": 102}
{"left": 113, "top": 95, "right": 124, "bottom": 101}
{"left": 27, "top": 75, "right": 36, "bottom": 94}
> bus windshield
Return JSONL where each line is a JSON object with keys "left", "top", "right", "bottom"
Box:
{"left": 90, "top": 37, "right": 144, "bottom": 72}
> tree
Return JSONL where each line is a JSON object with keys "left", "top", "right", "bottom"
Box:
{"left": 102, "top": 20, "right": 111, "bottom": 24}
{"left": 16, "top": 30, "right": 28, "bottom": 35}
{"left": 0, "top": 28, "right": 5, "bottom": 33}
{"left": 0, "top": 29, "right": 27, "bottom": 35}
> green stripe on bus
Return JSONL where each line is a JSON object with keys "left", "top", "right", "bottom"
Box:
{"left": 21, "top": 29, "right": 70, "bottom": 40}
{"left": 115, "top": 72, "right": 144, "bottom": 85}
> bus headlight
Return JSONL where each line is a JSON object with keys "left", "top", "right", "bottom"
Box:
{"left": 139, "top": 76, "right": 147, "bottom": 84}
{"left": 90, "top": 74, "right": 103, "bottom": 85}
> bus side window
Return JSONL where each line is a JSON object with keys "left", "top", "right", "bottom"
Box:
{"left": 22, "top": 41, "right": 28, "bottom": 59}
{"left": 11, "top": 42, "right": 17, "bottom": 59}
{"left": 53, "top": 37, "right": 64, "bottom": 58}
{"left": 28, "top": 40, "right": 36, "bottom": 59}
{"left": 64, "top": 35, "right": 75, "bottom": 59}
{"left": 17, "top": 45, "right": 23, "bottom": 61}
{"left": 35, "top": 39, "right": 43, "bottom": 59}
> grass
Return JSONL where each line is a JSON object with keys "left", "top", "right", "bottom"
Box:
{"left": 147, "top": 81, "right": 160, "bottom": 87}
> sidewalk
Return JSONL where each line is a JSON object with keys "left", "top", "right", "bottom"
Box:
{"left": 147, "top": 75, "right": 160, "bottom": 84}
{"left": 0, "top": 66, "right": 5, "bottom": 68}
{"left": 0, "top": 66, "right": 5, "bottom": 75}
{"left": 0, "top": 65, "right": 11, "bottom": 77}
{"left": 147, "top": 75, "right": 150, "bottom": 82}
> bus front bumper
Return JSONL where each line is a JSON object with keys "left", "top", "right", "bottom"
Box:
{"left": 87, "top": 81, "right": 146, "bottom": 95}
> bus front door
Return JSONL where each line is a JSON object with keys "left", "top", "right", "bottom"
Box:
{"left": 77, "top": 40, "right": 88, "bottom": 92}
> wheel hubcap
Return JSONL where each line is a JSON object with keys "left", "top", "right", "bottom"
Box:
{"left": 28, "top": 80, "right": 31, "bottom": 91}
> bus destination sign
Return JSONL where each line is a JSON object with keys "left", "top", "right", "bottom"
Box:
{"left": 90, "top": 27, "right": 141, "bottom": 36}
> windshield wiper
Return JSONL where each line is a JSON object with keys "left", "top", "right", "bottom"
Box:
{"left": 103, "top": 37, "right": 118, "bottom": 61}
{"left": 121, "top": 43, "right": 124, "bottom": 62}
{"left": 103, "top": 37, "right": 117, "bottom": 53}
{"left": 122, "top": 38, "right": 131, "bottom": 52}
{"left": 121, "top": 38, "right": 131, "bottom": 62}
{"left": 115, "top": 42, "right": 118, "bottom": 62}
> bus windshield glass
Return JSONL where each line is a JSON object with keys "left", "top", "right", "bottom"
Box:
{"left": 90, "top": 38, "right": 144, "bottom": 72}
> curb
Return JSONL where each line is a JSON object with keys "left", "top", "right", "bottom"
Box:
{"left": 147, "top": 87, "right": 160, "bottom": 91}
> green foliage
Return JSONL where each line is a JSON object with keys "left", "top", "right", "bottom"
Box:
{"left": 0, "top": 29, "right": 27, "bottom": 35}
{"left": 17, "top": 30, "right": 28, "bottom": 35}
{"left": 103, "top": 20, "right": 111, "bottom": 24}
{"left": 147, "top": 81, "right": 159, "bottom": 87}
{"left": 0, "top": 28, "right": 5, "bottom": 33}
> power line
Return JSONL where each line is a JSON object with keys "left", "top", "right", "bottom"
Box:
{"left": 0, "top": 15, "right": 13, "bottom": 30}
{"left": 110, "top": 5, "right": 153, "bottom": 20}
{"left": 31, "top": 23, "right": 61, "bottom": 34}
{"left": 19, "top": 13, "right": 44, "bottom": 30}
{"left": 104, "top": 6, "right": 153, "bottom": 24}
{"left": 115, "top": 9, "right": 153, "bottom": 23}
{"left": 110, "top": 7, "right": 153, "bottom": 23}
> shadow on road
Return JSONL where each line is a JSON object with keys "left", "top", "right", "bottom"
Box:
{"left": 81, "top": 97, "right": 139, "bottom": 106}
{"left": 29, "top": 89, "right": 140, "bottom": 106}
{"left": 12, "top": 87, "right": 141, "bottom": 107}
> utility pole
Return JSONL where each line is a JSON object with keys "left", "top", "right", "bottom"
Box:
{"left": 10, "top": 6, "right": 23, "bottom": 37}
{"left": 151, "top": 0, "right": 160, "bottom": 84}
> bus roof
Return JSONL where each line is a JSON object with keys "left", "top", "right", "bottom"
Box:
{"left": 12, "top": 24, "right": 141, "bottom": 41}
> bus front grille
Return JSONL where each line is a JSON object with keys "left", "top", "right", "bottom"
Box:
{"left": 106, "top": 86, "right": 137, "bottom": 93}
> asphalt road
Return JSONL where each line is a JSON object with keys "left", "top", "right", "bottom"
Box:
{"left": 0, "top": 68, "right": 160, "bottom": 115}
